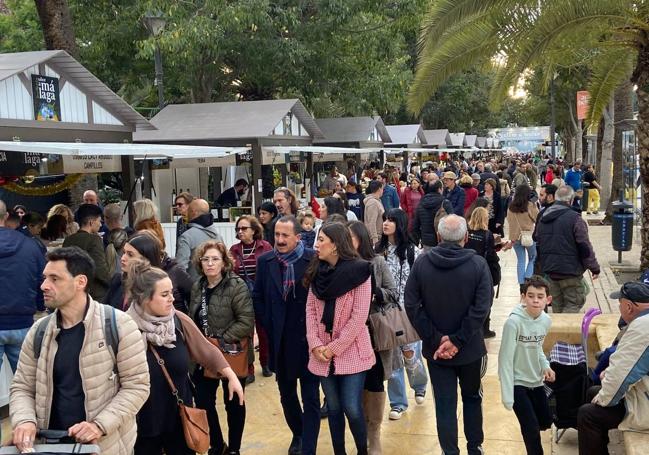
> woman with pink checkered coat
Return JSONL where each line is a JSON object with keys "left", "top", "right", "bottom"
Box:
{"left": 303, "top": 221, "right": 374, "bottom": 455}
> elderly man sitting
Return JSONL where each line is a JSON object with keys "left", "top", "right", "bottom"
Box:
{"left": 577, "top": 281, "right": 649, "bottom": 455}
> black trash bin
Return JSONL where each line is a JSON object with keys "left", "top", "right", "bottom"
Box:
{"left": 611, "top": 199, "right": 634, "bottom": 252}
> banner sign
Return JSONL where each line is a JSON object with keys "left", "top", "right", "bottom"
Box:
{"left": 577, "top": 91, "right": 590, "bottom": 120}
{"left": 236, "top": 149, "right": 253, "bottom": 165}
{"left": 62, "top": 155, "right": 122, "bottom": 173}
{"left": 0, "top": 150, "right": 41, "bottom": 176}
{"left": 31, "top": 75, "right": 62, "bottom": 122}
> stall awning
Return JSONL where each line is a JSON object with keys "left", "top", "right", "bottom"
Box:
{"left": 0, "top": 141, "right": 249, "bottom": 159}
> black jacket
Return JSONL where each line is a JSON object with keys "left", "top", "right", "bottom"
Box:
{"left": 404, "top": 243, "right": 491, "bottom": 365}
{"left": 412, "top": 192, "right": 450, "bottom": 247}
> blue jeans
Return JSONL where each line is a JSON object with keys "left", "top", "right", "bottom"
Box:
{"left": 428, "top": 356, "right": 487, "bottom": 455}
{"left": 387, "top": 341, "right": 428, "bottom": 410}
{"left": 0, "top": 327, "right": 29, "bottom": 373}
{"left": 276, "top": 369, "right": 321, "bottom": 455}
{"left": 513, "top": 241, "right": 537, "bottom": 284}
{"left": 320, "top": 371, "right": 367, "bottom": 454}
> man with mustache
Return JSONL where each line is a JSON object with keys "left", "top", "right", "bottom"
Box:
{"left": 252, "top": 216, "right": 320, "bottom": 455}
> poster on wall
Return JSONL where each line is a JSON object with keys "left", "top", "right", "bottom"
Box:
{"left": 0, "top": 151, "right": 41, "bottom": 176}
{"left": 31, "top": 75, "right": 62, "bottom": 122}
{"left": 62, "top": 155, "right": 122, "bottom": 173}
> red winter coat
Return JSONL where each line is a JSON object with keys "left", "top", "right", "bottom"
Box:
{"left": 400, "top": 186, "right": 424, "bottom": 230}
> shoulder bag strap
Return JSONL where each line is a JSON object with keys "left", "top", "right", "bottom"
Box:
{"left": 149, "top": 344, "right": 184, "bottom": 405}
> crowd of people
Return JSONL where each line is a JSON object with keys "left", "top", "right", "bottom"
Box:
{"left": 1, "top": 151, "right": 647, "bottom": 455}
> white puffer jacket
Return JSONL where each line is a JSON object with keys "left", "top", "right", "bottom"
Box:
{"left": 10, "top": 298, "right": 150, "bottom": 454}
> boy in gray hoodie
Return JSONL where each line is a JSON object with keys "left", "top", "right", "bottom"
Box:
{"left": 498, "top": 275, "right": 556, "bottom": 454}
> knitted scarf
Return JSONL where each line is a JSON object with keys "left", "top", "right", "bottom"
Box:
{"left": 274, "top": 241, "right": 305, "bottom": 300}
{"left": 127, "top": 302, "right": 176, "bottom": 348}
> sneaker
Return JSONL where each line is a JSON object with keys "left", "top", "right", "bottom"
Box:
{"left": 484, "top": 329, "right": 497, "bottom": 339}
{"left": 415, "top": 392, "right": 425, "bottom": 405}
{"left": 245, "top": 374, "right": 255, "bottom": 385}
{"left": 389, "top": 407, "right": 405, "bottom": 420}
{"left": 262, "top": 366, "right": 273, "bottom": 377}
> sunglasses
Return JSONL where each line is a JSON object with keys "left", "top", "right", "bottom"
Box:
{"left": 235, "top": 226, "right": 251, "bottom": 232}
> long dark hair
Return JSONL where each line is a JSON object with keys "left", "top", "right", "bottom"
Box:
{"left": 303, "top": 221, "right": 358, "bottom": 287}
{"left": 375, "top": 208, "right": 412, "bottom": 263}
{"left": 323, "top": 196, "right": 346, "bottom": 218}
{"left": 509, "top": 184, "right": 531, "bottom": 213}
{"left": 347, "top": 220, "right": 376, "bottom": 261}
{"left": 127, "top": 234, "right": 162, "bottom": 267}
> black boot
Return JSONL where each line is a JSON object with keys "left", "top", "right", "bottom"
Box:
{"left": 288, "top": 436, "right": 302, "bottom": 455}
{"left": 320, "top": 398, "right": 328, "bottom": 418}
{"left": 483, "top": 309, "right": 496, "bottom": 338}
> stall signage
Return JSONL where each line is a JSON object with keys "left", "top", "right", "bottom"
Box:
{"left": 62, "top": 155, "right": 122, "bottom": 173}
{"left": 236, "top": 150, "right": 254, "bottom": 165}
{"left": 287, "top": 151, "right": 305, "bottom": 163}
{"left": 31, "top": 75, "right": 62, "bottom": 122}
{"left": 0, "top": 151, "right": 41, "bottom": 175}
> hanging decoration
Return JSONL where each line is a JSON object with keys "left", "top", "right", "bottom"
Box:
{"left": 2, "top": 174, "right": 83, "bottom": 196}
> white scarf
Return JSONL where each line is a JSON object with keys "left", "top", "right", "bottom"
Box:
{"left": 127, "top": 302, "right": 176, "bottom": 348}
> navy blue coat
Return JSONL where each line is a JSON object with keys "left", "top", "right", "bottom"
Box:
{"left": 252, "top": 248, "right": 314, "bottom": 379}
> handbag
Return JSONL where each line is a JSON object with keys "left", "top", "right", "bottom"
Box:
{"left": 204, "top": 336, "right": 249, "bottom": 379}
{"left": 149, "top": 345, "right": 210, "bottom": 454}
{"left": 513, "top": 212, "right": 534, "bottom": 247}
{"left": 368, "top": 303, "right": 420, "bottom": 351}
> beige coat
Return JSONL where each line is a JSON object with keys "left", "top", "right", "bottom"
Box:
{"left": 10, "top": 298, "right": 150, "bottom": 455}
{"left": 507, "top": 202, "right": 539, "bottom": 242}
{"left": 364, "top": 194, "right": 385, "bottom": 244}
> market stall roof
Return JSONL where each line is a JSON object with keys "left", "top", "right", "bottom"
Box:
{"left": 0, "top": 50, "right": 153, "bottom": 131}
{"left": 465, "top": 135, "right": 477, "bottom": 147}
{"left": 314, "top": 116, "right": 391, "bottom": 144}
{"left": 477, "top": 137, "right": 487, "bottom": 148}
{"left": 449, "top": 132, "right": 466, "bottom": 147}
{"left": 0, "top": 141, "right": 248, "bottom": 159}
{"left": 423, "top": 129, "right": 452, "bottom": 147}
{"left": 264, "top": 145, "right": 383, "bottom": 154}
{"left": 385, "top": 124, "right": 426, "bottom": 146}
{"left": 133, "top": 99, "right": 323, "bottom": 142}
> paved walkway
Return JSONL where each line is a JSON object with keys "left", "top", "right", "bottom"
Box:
{"left": 0, "top": 216, "right": 639, "bottom": 453}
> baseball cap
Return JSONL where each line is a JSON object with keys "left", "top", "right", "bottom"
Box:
{"left": 442, "top": 171, "right": 457, "bottom": 180}
{"left": 610, "top": 281, "right": 649, "bottom": 303}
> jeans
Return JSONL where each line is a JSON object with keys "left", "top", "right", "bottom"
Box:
{"left": 276, "top": 369, "right": 321, "bottom": 455}
{"left": 577, "top": 386, "right": 626, "bottom": 455}
{"left": 513, "top": 241, "right": 537, "bottom": 284}
{"left": 0, "top": 327, "right": 30, "bottom": 373}
{"left": 428, "top": 356, "right": 487, "bottom": 455}
{"left": 513, "top": 386, "right": 552, "bottom": 455}
{"left": 194, "top": 371, "right": 247, "bottom": 452}
{"left": 387, "top": 341, "right": 428, "bottom": 410}
{"left": 321, "top": 371, "right": 368, "bottom": 454}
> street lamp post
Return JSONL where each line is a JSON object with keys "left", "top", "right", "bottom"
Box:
{"left": 143, "top": 12, "right": 166, "bottom": 111}
{"left": 550, "top": 76, "right": 556, "bottom": 159}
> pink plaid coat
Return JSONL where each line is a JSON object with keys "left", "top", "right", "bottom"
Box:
{"left": 306, "top": 277, "right": 375, "bottom": 376}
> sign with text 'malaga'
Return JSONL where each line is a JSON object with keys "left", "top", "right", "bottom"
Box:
{"left": 62, "top": 155, "right": 122, "bottom": 174}
{"left": 31, "top": 75, "right": 62, "bottom": 122}
{"left": 0, "top": 151, "right": 41, "bottom": 176}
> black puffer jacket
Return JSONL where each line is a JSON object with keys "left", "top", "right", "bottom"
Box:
{"left": 411, "top": 192, "right": 452, "bottom": 247}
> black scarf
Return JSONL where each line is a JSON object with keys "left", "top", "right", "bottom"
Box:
{"left": 191, "top": 212, "right": 215, "bottom": 228}
{"left": 311, "top": 259, "right": 372, "bottom": 334}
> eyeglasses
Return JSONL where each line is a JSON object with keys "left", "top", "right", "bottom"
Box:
{"left": 200, "top": 256, "right": 222, "bottom": 264}
{"left": 235, "top": 226, "right": 251, "bottom": 232}
{"left": 175, "top": 202, "right": 185, "bottom": 207}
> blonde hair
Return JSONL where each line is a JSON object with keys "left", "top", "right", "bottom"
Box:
{"left": 134, "top": 199, "right": 159, "bottom": 225}
{"left": 459, "top": 174, "right": 473, "bottom": 186}
{"left": 468, "top": 207, "right": 489, "bottom": 231}
{"left": 47, "top": 204, "right": 74, "bottom": 224}
{"left": 192, "top": 240, "right": 234, "bottom": 277}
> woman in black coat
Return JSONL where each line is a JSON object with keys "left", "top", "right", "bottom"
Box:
{"left": 104, "top": 233, "right": 192, "bottom": 313}
{"left": 479, "top": 178, "right": 504, "bottom": 236}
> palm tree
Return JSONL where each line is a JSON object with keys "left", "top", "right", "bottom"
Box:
{"left": 409, "top": 0, "right": 649, "bottom": 267}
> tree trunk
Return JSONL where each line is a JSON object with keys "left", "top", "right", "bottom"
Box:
{"left": 599, "top": 103, "right": 614, "bottom": 218}
{"left": 596, "top": 117, "right": 605, "bottom": 171}
{"left": 633, "top": 46, "right": 649, "bottom": 269}
{"left": 605, "top": 82, "right": 634, "bottom": 222}
{"left": 34, "top": 0, "right": 78, "bottom": 58}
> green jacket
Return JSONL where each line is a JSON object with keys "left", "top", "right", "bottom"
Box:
{"left": 62, "top": 230, "right": 110, "bottom": 302}
{"left": 189, "top": 271, "right": 255, "bottom": 362}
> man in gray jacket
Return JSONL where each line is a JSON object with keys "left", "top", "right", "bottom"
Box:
{"left": 175, "top": 199, "right": 224, "bottom": 280}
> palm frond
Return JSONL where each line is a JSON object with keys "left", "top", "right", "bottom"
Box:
{"left": 586, "top": 48, "right": 635, "bottom": 128}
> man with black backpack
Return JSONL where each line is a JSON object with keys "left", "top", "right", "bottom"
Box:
{"left": 10, "top": 247, "right": 150, "bottom": 455}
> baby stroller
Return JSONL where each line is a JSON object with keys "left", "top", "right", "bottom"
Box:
{"left": 0, "top": 429, "right": 100, "bottom": 454}
{"left": 545, "top": 308, "right": 601, "bottom": 443}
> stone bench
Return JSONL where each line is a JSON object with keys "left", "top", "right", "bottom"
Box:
{"left": 545, "top": 313, "right": 649, "bottom": 453}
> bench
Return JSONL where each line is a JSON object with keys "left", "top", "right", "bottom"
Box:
{"left": 545, "top": 314, "right": 649, "bottom": 453}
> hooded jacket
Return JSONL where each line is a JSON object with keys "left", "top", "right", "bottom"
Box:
{"left": 0, "top": 227, "right": 46, "bottom": 330}
{"left": 175, "top": 213, "right": 225, "bottom": 281}
{"left": 497, "top": 305, "right": 551, "bottom": 410}
{"left": 404, "top": 243, "right": 492, "bottom": 365}
{"left": 443, "top": 185, "right": 466, "bottom": 216}
{"left": 412, "top": 192, "right": 450, "bottom": 247}
{"left": 536, "top": 202, "right": 599, "bottom": 278}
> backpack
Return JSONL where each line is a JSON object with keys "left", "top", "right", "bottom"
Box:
{"left": 34, "top": 304, "right": 120, "bottom": 375}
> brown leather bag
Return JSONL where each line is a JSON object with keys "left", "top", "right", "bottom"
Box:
{"left": 149, "top": 345, "right": 210, "bottom": 453}
{"left": 204, "top": 337, "right": 249, "bottom": 379}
